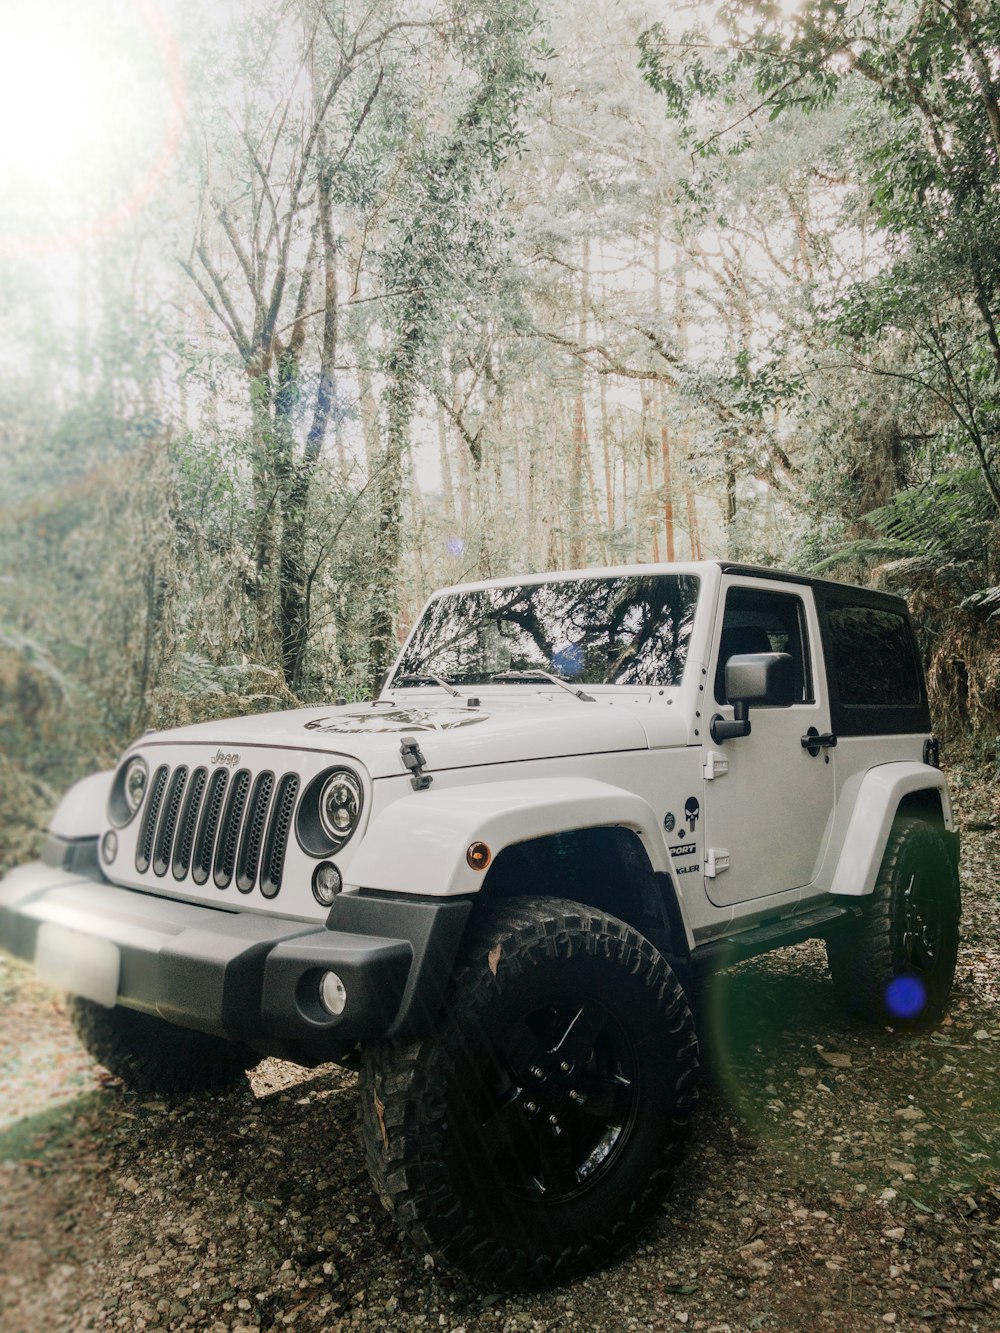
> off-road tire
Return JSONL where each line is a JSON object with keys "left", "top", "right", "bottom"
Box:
{"left": 359, "top": 897, "right": 699, "bottom": 1286}
{"left": 826, "top": 816, "right": 960, "bottom": 1029}
{"left": 69, "top": 997, "right": 260, "bottom": 1095}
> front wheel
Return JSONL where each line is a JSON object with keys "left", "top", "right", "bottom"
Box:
{"left": 359, "top": 897, "right": 698, "bottom": 1286}
{"left": 826, "top": 816, "right": 960, "bottom": 1029}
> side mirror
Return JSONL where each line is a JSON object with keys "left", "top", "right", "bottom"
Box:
{"left": 710, "top": 652, "right": 794, "bottom": 742}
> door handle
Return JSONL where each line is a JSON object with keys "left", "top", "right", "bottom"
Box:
{"left": 801, "top": 727, "right": 837, "bottom": 757}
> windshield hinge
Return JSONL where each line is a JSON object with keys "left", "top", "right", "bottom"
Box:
{"left": 400, "top": 736, "right": 433, "bottom": 791}
{"left": 703, "top": 751, "right": 729, "bottom": 781}
{"left": 705, "top": 847, "right": 730, "bottom": 878}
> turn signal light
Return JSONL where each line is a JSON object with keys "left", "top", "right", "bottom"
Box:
{"left": 466, "top": 841, "right": 491, "bottom": 871}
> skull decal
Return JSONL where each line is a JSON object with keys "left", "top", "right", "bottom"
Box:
{"left": 684, "top": 796, "right": 700, "bottom": 831}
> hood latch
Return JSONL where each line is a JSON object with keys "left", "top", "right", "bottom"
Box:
{"left": 400, "top": 736, "right": 433, "bottom": 790}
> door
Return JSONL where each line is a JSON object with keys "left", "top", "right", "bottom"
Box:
{"left": 702, "top": 580, "right": 835, "bottom": 908}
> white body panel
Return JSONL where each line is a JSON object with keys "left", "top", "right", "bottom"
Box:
{"left": 821, "top": 761, "right": 953, "bottom": 896}
{"left": 153, "top": 695, "right": 658, "bottom": 778}
{"left": 701, "top": 577, "right": 836, "bottom": 907}
{"left": 50, "top": 770, "right": 114, "bottom": 839}
{"left": 349, "top": 777, "right": 668, "bottom": 897}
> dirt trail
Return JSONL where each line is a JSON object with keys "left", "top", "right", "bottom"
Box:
{"left": 1, "top": 777, "right": 997, "bottom": 1333}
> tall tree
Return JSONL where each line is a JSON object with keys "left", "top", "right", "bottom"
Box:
{"left": 365, "top": 0, "right": 544, "bottom": 687}
{"left": 182, "top": 0, "right": 449, "bottom": 686}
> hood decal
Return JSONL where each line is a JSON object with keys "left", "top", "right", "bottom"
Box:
{"left": 304, "top": 707, "right": 489, "bottom": 735}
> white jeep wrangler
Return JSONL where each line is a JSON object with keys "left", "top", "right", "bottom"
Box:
{"left": 0, "top": 562, "right": 960, "bottom": 1284}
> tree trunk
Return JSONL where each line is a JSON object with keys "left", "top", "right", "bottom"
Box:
{"left": 685, "top": 476, "right": 702, "bottom": 560}
{"left": 641, "top": 381, "right": 659, "bottom": 562}
{"left": 368, "top": 368, "right": 414, "bottom": 692}
{"left": 277, "top": 171, "right": 339, "bottom": 694}
{"left": 658, "top": 395, "right": 675, "bottom": 562}
{"left": 248, "top": 371, "right": 279, "bottom": 666}
{"left": 436, "top": 401, "right": 457, "bottom": 527}
{"left": 568, "top": 238, "right": 590, "bottom": 567}
{"left": 653, "top": 230, "right": 675, "bottom": 561}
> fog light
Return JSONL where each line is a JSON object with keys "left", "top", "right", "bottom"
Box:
{"left": 101, "top": 830, "right": 118, "bottom": 864}
{"left": 466, "top": 840, "right": 491, "bottom": 871}
{"left": 318, "top": 970, "right": 347, "bottom": 1017}
{"left": 312, "top": 861, "right": 342, "bottom": 906}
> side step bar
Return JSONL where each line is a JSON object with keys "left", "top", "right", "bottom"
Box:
{"left": 690, "top": 900, "right": 864, "bottom": 975}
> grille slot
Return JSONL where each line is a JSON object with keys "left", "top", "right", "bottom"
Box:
{"left": 192, "top": 768, "right": 228, "bottom": 885}
{"left": 154, "top": 767, "right": 188, "bottom": 876}
{"left": 172, "top": 767, "right": 207, "bottom": 880}
{"left": 214, "top": 769, "right": 251, "bottom": 889}
{"left": 236, "top": 772, "right": 275, "bottom": 893}
{"left": 135, "top": 765, "right": 169, "bottom": 874}
{"left": 260, "top": 774, "right": 299, "bottom": 899}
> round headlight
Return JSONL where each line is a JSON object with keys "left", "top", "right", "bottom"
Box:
{"left": 109, "top": 754, "right": 149, "bottom": 827}
{"left": 123, "top": 757, "right": 148, "bottom": 815}
{"left": 318, "top": 769, "right": 363, "bottom": 846}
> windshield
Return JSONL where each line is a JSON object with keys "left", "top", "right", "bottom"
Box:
{"left": 390, "top": 574, "right": 700, "bottom": 688}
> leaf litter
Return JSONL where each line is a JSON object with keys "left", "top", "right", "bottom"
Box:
{"left": 0, "top": 764, "right": 997, "bottom": 1331}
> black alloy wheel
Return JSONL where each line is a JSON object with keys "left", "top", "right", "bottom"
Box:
{"left": 901, "top": 865, "right": 943, "bottom": 974}
{"left": 448, "top": 991, "right": 640, "bottom": 1207}
{"left": 826, "top": 815, "right": 960, "bottom": 1029}
{"left": 359, "top": 897, "right": 698, "bottom": 1286}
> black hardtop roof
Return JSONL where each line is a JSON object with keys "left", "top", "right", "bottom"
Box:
{"left": 717, "top": 562, "right": 911, "bottom": 610}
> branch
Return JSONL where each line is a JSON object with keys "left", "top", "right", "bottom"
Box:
{"left": 194, "top": 241, "right": 253, "bottom": 363}
{"left": 215, "top": 204, "right": 261, "bottom": 312}
{"left": 179, "top": 257, "right": 251, "bottom": 363}
{"left": 433, "top": 388, "right": 483, "bottom": 466}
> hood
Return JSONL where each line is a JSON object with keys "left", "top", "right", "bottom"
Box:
{"left": 136, "top": 695, "right": 676, "bottom": 779}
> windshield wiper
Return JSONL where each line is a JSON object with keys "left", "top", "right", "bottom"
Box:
{"left": 489, "top": 670, "right": 595, "bottom": 702}
{"left": 396, "top": 672, "right": 461, "bottom": 698}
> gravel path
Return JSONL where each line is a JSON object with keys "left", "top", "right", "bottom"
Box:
{"left": 1, "top": 787, "right": 997, "bottom": 1333}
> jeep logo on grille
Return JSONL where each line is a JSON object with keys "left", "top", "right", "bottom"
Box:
{"left": 210, "top": 750, "right": 240, "bottom": 766}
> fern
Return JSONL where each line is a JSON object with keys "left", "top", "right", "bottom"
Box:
{"left": 811, "top": 538, "right": 914, "bottom": 574}
{"left": 811, "top": 469, "right": 995, "bottom": 596}
{"left": 961, "top": 586, "right": 1000, "bottom": 618}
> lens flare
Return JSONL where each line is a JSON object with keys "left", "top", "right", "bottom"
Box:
{"left": 885, "top": 974, "right": 926, "bottom": 1020}
{"left": 0, "top": 0, "right": 185, "bottom": 255}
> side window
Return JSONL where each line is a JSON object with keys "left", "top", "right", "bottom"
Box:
{"left": 824, "top": 603, "right": 921, "bottom": 706}
{"left": 714, "top": 587, "right": 812, "bottom": 705}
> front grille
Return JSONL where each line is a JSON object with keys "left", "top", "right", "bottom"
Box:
{"left": 133, "top": 761, "right": 297, "bottom": 899}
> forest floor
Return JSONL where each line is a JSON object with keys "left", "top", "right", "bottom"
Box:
{"left": 0, "top": 765, "right": 998, "bottom": 1333}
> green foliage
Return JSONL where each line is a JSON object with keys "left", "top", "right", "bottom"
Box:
{"left": 5, "top": 0, "right": 1000, "bottom": 877}
{"left": 812, "top": 468, "right": 1000, "bottom": 736}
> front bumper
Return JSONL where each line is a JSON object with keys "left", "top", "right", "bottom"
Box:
{"left": 0, "top": 860, "right": 471, "bottom": 1065}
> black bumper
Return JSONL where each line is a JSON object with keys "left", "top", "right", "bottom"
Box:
{"left": 0, "top": 861, "right": 471, "bottom": 1066}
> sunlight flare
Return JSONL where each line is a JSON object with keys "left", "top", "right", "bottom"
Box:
{"left": 0, "top": 0, "right": 184, "bottom": 254}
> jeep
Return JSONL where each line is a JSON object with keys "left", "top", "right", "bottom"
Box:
{"left": 0, "top": 562, "right": 961, "bottom": 1284}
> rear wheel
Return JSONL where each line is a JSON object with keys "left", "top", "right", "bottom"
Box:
{"left": 70, "top": 998, "right": 260, "bottom": 1095}
{"left": 826, "top": 816, "right": 960, "bottom": 1029}
{"left": 359, "top": 897, "right": 698, "bottom": 1286}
